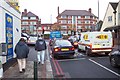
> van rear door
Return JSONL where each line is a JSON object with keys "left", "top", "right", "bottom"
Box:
{"left": 91, "top": 32, "right": 113, "bottom": 49}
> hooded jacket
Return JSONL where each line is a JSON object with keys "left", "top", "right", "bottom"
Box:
{"left": 14, "top": 41, "right": 29, "bottom": 59}
{"left": 35, "top": 39, "right": 47, "bottom": 51}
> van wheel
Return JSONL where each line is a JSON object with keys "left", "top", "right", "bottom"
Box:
{"left": 86, "top": 48, "right": 91, "bottom": 56}
{"left": 105, "top": 52, "right": 109, "bottom": 55}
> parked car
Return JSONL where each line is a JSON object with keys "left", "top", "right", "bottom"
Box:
{"left": 51, "top": 39, "right": 75, "bottom": 58}
{"left": 27, "top": 34, "right": 38, "bottom": 45}
{"left": 109, "top": 46, "right": 120, "bottom": 67}
{"left": 104, "top": 25, "right": 120, "bottom": 68}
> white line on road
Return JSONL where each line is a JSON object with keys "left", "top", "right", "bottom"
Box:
{"left": 57, "top": 58, "right": 86, "bottom": 62}
{"left": 89, "top": 59, "right": 120, "bottom": 77}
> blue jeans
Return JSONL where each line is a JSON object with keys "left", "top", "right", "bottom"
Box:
{"left": 37, "top": 50, "right": 45, "bottom": 64}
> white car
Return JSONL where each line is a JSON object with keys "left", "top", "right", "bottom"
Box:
{"left": 21, "top": 33, "right": 30, "bottom": 40}
{"left": 27, "top": 35, "right": 38, "bottom": 45}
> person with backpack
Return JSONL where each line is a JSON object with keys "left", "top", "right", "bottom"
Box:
{"left": 35, "top": 34, "right": 47, "bottom": 64}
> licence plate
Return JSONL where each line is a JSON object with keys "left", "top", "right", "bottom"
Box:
{"left": 61, "top": 48, "right": 69, "bottom": 51}
{"left": 93, "top": 45, "right": 100, "bottom": 48}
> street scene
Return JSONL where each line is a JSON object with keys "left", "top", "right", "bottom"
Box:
{"left": 0, "top": 0, "right": 120, "bottom": 80}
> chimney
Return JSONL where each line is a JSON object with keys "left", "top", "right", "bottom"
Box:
{"left": 88, "top": 8, "right": 92, "bottom": 13}
{"left": 24, "top": 9, "right": 27, "bottom": 15}
{"left": 58, "top": 6, "right": 59, "bottom": 15}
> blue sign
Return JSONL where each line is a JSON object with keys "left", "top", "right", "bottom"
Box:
{"left": 6, "top": 13, "right": 13, "bottom": 61}
{"left": 50, "top": 31, "right": 62, "bottom": 39}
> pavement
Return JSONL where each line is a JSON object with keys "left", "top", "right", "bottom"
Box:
{"left": 2, "top": 43, "right": 53, "bottom": 79}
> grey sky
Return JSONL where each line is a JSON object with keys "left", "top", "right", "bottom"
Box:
{"left": 19, "top": 0, "right": 119, "bottom": 23}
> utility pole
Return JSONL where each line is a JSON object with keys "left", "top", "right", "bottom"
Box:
{"left": 97, "top": 0, "right": 100, "bottom": 31}
{"left": 98, "top": 0, "right": 99, "bottom": 21}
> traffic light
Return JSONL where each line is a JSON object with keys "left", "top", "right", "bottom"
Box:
{"left": 42, "top": 28, "right": 44, "bottom": 34}
{"left": 42, "top": 26, "right": 44, "bottom": 34}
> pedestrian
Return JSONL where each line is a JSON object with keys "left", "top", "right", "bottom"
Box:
{"left": 14, "top": 37, "right": 29, "bottom": 73}
{"left": 35, "top": 34, "right": 47, "bottom": 65}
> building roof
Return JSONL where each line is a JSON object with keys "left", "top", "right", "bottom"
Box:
{"left": 22, "top": 11, "right": 38, "bottom": 17}
{"left": 59, "top": 10, "right": 96, "bottom": 17}
{"left": 104, "top": 25, "right": 120, "bottom": 31}
{"left": 110, "top": 2, "right": 118, "bottom": 11}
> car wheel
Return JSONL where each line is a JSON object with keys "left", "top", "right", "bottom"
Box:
{"left": 86, "top": 48, "right": 92, "bottom": 56}
{"left": 110, "top": 56, "right": 118, "bottom": 67}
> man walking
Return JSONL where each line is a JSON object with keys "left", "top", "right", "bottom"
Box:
{"left": 14, "top": 37, "right": 29, "bottom": 73}
{"left": 35, "top": 34, "right": 47, "bottom": 64}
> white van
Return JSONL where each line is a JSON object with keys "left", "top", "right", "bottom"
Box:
{"left": 78, "top": 31, "right": 113, "bottom": 56}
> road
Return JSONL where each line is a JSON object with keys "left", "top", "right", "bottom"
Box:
{"left": 28, "top": 42, "right": 120, "bottom": 79}
{"left": 50, "top": 49, "right": 120, "bottom": 79}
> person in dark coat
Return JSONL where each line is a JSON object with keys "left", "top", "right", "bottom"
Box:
{"left": 14, "top": 37, "right": 29, "bottom": 73}
{"left": 35, "top": 34, "right": 47, "bottom": 64}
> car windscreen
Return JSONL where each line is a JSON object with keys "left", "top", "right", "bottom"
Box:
{"left": 56, "top": 40, "right": 72, "bottom": 46}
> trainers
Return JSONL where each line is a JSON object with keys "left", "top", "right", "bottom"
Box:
{"left": 41, "top": 62, "right": 44, "bottom": 65}
{"left": 38, "top": 61, "right": 41, "bottom": 64}
{"left": 22, "top": 69, "right": 25, "bottom": 72}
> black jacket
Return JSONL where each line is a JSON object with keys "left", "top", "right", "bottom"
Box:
{"left": 14, "top": 41, "right": 29, "bottom": 59}
{"left": 35, "top": 39, "right": 47, "bottom": 51}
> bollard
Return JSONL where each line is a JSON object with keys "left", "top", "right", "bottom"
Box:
{"left": 34, "top": 60, "right": 38, "bottom": 80}
{"left": 0, "top": 60, "right": 3, "bottom": 79}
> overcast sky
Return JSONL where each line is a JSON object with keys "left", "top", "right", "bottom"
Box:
{"left": 19, "top": 0, "right": 119, "bottom": 24}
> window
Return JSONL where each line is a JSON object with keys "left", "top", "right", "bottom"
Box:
{"left": 68, "top": 16, "right": 71, "bottom": 19}
{"left": 34, "top": 27, "right": 36, "bottom": 30}
{"left": 38, "top": 27, "right": 42, "bottom": 30}
{"left": 78, "top": 20, "right": 81, "bottom": 24}
{"left": 68, "top": 20, "right": 71, "bottom": 24}
{"left": 108, "top": 16, "right": 112, "bottom": 22}
{"left": 61, "top": 26, "right": 67, "bottom": 29}
{"left": 61, "top": 20, "right": 67, "bottom": 24}
{"left": 77, "top": 26, "right": 82, "bottom": 29}
{"left": 61, "top": 31, "right": 67, "bottom": 34}
{"left": 93, "top": 16, "right": 96, "bottom": 19}
{"left": 61, "top": 16, "right": 67, "bottom": 18}
{"left": 85, "top": 16, "right": 90, "bottom": 19}
{"left": 30, "top": 17, "right": 36, "bottom": 20}
{"left": 78, "top": 16, "right": 81, "bottom": 19}
{"left": 30, "top": 21, "right": 37, "bottom": 25}
{"left": 21, "top": 26, "right": 29, "bottom": 30}
{"left": 48, "top": 27, "right": 50, "bottom": 29}
{"left": 85, "top": 26, "right": 90, "bottom": 29}
{"left": 118, "top": 13, "right": 120, "bottom": 20}
{"left": 85, "top": 20, "right": 90, "bottom": 24}
{"left": 22, "top": 21, "right": 28, "bottom": 25}
{"left": 22, "top": 17, "right": 28, "bottom": 20}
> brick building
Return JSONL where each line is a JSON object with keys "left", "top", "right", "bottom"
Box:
{"left": 21, "top": 9, "right": 41, "bottom": 34}
{"left": 56, "top": 8, "right": 98, "bottom": 35}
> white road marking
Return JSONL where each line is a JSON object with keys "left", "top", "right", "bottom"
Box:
{"left": 75, "top": 52, "right": 86, "bottom": 57}
{"left": 57, "top": 58, "right": 86, "bottom": 62}
{"left": 97, "top": 56, "right": 109, "bottom": 59}
{"left": 89, "top": 59, "right": 120, "bottom": 77}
